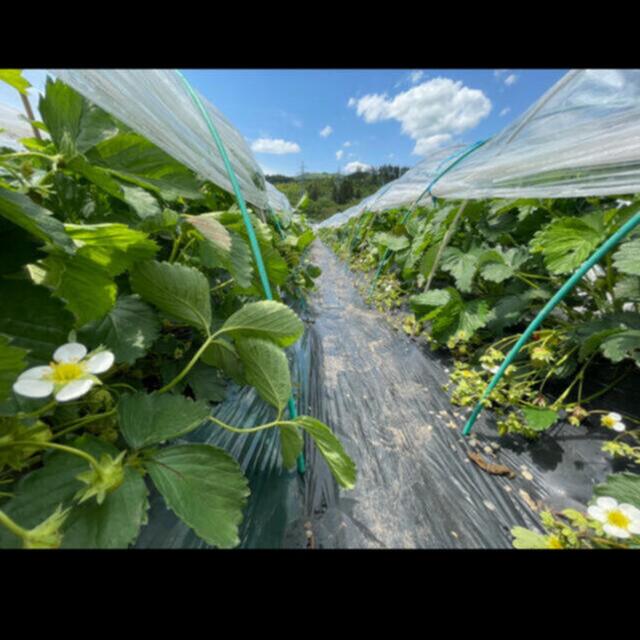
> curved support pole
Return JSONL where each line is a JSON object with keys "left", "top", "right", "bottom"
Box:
{"left": 463, "top": 210, "right": 640, "bottom": 436}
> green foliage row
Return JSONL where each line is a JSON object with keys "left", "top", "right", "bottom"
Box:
{"left": 0, "top": 72, "right": 356, "bottom": 549}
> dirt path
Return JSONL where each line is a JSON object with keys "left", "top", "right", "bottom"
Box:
{"left": 302, "top": 241, "right": 614, "bottom": 548}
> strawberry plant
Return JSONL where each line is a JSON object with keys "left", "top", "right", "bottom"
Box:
{"left": 0, "top": 71, "right": 355, "bottom": 549}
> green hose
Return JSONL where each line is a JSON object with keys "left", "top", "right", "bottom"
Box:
{"left": 463, "top": 210, "right": 640, "bottom": 436}
{"left": 176, "top": 71, "right": 305, "bottom": 474}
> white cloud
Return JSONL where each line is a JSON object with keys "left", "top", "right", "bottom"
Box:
{"left": 347, "top": 97, "right": 357, "bottom": 107}
{"left": 344, "top": 161, "right": 372, "bottom": 174}
{"left": 349, "top": 77, "right": 491, "bottom": 156}
{"left": 336, "top": 149, "right": 344, "bottom": 160}
{"left": 343, "top": 141, "right": 352, "bottom": 147}
{"left": 409, "top": 70, "right": 424, "bottom": 84}
{"left": 494, "top": 69, "right": 508, "bottom": 78}
{"left": 504, "top": 74, "right": 518, "bottom": 86}
{"left": 499, "top": 107, "right": 511, "bottom": 117}
{"left": 251, "top": 138, "right": 301, "bottom": 154}
{"left": 319, "top": 125, "right": 333, "bottom": 138}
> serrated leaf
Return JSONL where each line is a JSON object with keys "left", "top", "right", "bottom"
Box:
{"left": 118, "top": 392, "right": 210, "bottom": 449}
{"left": 0, "top": 435, "right": 147, "bottom": 549}
{"left": 522, "top": 407, "right": 559, "bottom": 432}
{"left": 614, "top": 276, "right": 640, "bottom": 302}
{"left": 39, "top": 77, "right": 117, "bottom": 155}
{"left": 600, "top": 329, "right": 640, "bottom": 365}
{"left": 531, "top": 217, "right": 605, "bottom": 275}
{"left": 145, "top": 443, "right": 250, "bottom": 548}
{"left": 594, "top": 472, "right": 640, "bottom": 509}
{"left": 184, "top": 363, "right": 227, "bottom": 403}
{"left": 441, "top": 247, "right": 480, "bottom": 292}
{"left": 220, "top": 300, "right": 304, "bottom": 347}
{"left": 373, "top": 232, "right": 410, "bottom": 252}
{"left": 186, "top": 213, "right": 232, "bottom": 253}
{"left": 78, "top": 295, "right": 160, "bottom": 364}
{"left": 478, "top": 249, "right": 514, "bottom": 283}
{"left": 235, "top": 337, "right": 291, "bottom": 412}
{"left": 130, "top": 260, "right": 212, "bottom": 332}
{"left": 0, "top": 187, "right": 75, "bottom": 253}
{"left": 39, "top": 251, "right": 117, "bottom": 327}
{"left": 409, "top": 289, "right": 451, "bottom": 313}
{"left": 0, "top": 279, "right": 74, "bottom": 364}
{"left": 293, "top": 415, "right": 356, "bottom": 489}
{"left": 0, "top": 335, "right": 27, "bottom": 402}
{"left": 613, "top": 237, "right": 640, "bottom": 277}
{"left": 65, "top": 223, "right": 158, "bottom": 276}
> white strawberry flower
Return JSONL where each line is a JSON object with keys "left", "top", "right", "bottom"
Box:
{"left": 601, "top": 412, "right": 626, "bottom": 432}
{"left": 482, "top": 364, "right": 499, "bottom": 375}
{"left": 13, "top": 343, "right": 115, "bottom": 402}
{"left": 588, "top": 497, "right": 640, "bottom": 539}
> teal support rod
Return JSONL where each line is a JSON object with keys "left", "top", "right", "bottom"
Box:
{"left": 463, "top": 210, "right": 640, "bottom": 436}
{"left": 176, "top": 71, "right": 305, "bottom": 473}
{"left": 367, "top": 140, "right": 488, "bottom": 298}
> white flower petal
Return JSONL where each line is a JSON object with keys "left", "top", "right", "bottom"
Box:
{"left": 608, "top": 412, "right": 622, "bottom": 421}
{"left": 612, "top": 422, "right": 626, "bottom": 432}
{"left": 629, "top": 521, "right": 640, "bottom": 535}
{"left": 603, "top": 524, "right": 630, "bottom": 539}
{"left": 17, "top": 365, "right": 53, "bottom": 381}
{"left": 620, "top": 504, "right": 640, "bottom": 520}
{"left": 53, "top": 342, "right": 87, "bottom": 363}
{"left": 587, "top": 506, "right": 605, "bottom": 521}
{"left": 85, "top": 351, "right": 115, "bottom": 374}
{"left": 13, "top": 378, "right": 54, "bottom": 398}
{"left": 54, "top": 378, "right": 94, "bottom": 402}
{"left": 596, "top": 496, "right": 618, "bottom": 510}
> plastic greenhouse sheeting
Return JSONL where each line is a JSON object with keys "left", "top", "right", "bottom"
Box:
{"left": 266, "top": 180, "right": 294, "bottom": 223}
{"left": 319, "top": 69, "right": 640, "bottom": 229}
{"left": 0, "top": 103, "right": 36, "bottom": 149}
{"left": 49, "top": 69, "right": 270, "bottom": 211}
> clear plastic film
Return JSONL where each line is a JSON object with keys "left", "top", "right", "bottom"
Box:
{"left": 0, "top": 103, "right": 35, "bottom": 149}
{"left": 266, "top": 181, "right": 293, "bottom": 225}
{"left": 320, "top": 69, "right": 640, "bottom": 228}
{"left": 48, "top": 70, "right": 269, "bottom": 210}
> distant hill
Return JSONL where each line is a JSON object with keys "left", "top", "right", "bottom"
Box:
{"left": 267, "top": 165, "right": 409, "bottom": 222}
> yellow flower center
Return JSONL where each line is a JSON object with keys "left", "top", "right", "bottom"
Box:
{"left": 48, "top": 361, "right": 85, "bottom": 384}
{"left": 601, "top": 415, "right": 617, "bottom": 429}
{"left": 606, "top": 509, "right": 630, "bottom": 530}
{"left": 546, "top": 535, "right": 563, "bottom": 549}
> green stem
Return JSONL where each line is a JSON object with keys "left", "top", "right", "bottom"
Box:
{"left": 168, "top": 231, "right": 183, "bottom": 263}
{"left": 0, "top": 151, "right": 58, "bottom": 162}
{"left": 208, "top": 415, "right": 281, "bottom": 434}
{"left": 210, "top": 278, "right": 235, "bottom": 293}
{"left": 3, "top": 441, "right": 100, "bottom": 471}
{"left": 18, "top": 399, "right": 57, "bottom": 419}
{"left": 157, "top": 335, "right": 216, "bottom": 394}
{"left": 0, "top": 509, "right": 28, "bottom": 541}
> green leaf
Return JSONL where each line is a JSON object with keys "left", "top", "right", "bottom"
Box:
{"left": 409, "top": 289, "right": 451, "bottom": 313}
{"left": 145, "top": 443, "right": 250, "bottom": 548}
{"left": 235, "top": 338, "right": 291, "bottom": 412}
{"left": 0, "top": 69, "right": 31, "bottom": 95}
{"left": 0, "top": 279, "right": 74, "bottom": 364}
{"left": 296, "top": 228, "right": 315, "bottom": 250}
{"left": 614, "top": 276, "right": 640, "bottom": 302}
{"left": 0, "top": 187, "right": 75, "bottom": 253}
{"left": 293, "top": 416, "right": 356, "bottom": 489}
{"left": 118, "top": 392, "right": 210, "bottom": 449}
{"left": 613, "top": 237, "right": 640, "bottom": 277}
{"left": 0, "top": 218, "right": 43, "bottom": 276}
{"left": 39, "top": 252, "right": 117, "bottom": 327}
{"left": 119, "top": 183, "right": 161, "bottom": 219}
{"left": 260, "top": 244, "right": 290, "bottom": 286}
{"left": 184, "top": 363, "right": 227, "bottom": 403}
{"left": 600, "top": 329, "right": 640, "bottom": 365}
{"left": 477, "top": 249, "right": 513, "bottom": 283}
{"left": 511, "top": 527, "right": 549, "bottom": 549}
{"left": 594, "top": 472, "right": 640, "bottom": 509}
{"left": 65, "top": 223, "right": 158, "bottom": 276}
{"left": 220, "top": 300, "right": 304, "bottom": 348}
{"left": 201, "top": 338, "right": 245, "bottom": 385}
{"left": 530, "top": 217, "right": 605, "bottom": 275}
{"left": 78, "top": 295, "right": 160, "bottom": 365}
{"left": 130, "top": 260, "right": 212, "bottom": 332}
{"left": 418, "top": 244, "right": 440, "bottom": 279}
{"left": 185, "top": 213, "right": 232, "bottom": 254}
{"left": 39, "top": 77, "right": 117, "bottom": 155}
{"left": 0, "top": 435, "right": 148, "bottom": 549}
{"left": 522, "top": 407, "right": 559, "bottom": 432}
{"left": 373, "top": 232, "right": 410, "bottom": 252}
{"left": 441, "top": 247, "right": 480, "bottom": 292}
{"left": 279, "top": 424, "right": 303, "bottom": 470}
{"left": 0, "top": 335, "right": 27, "bottom": 402}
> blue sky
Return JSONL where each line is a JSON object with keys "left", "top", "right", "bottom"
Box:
{"left": 182, "top": 68, "right": 568, "bottom": 176}
{"left": 0, "top": 69, "right": 568, "bottom": 176}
